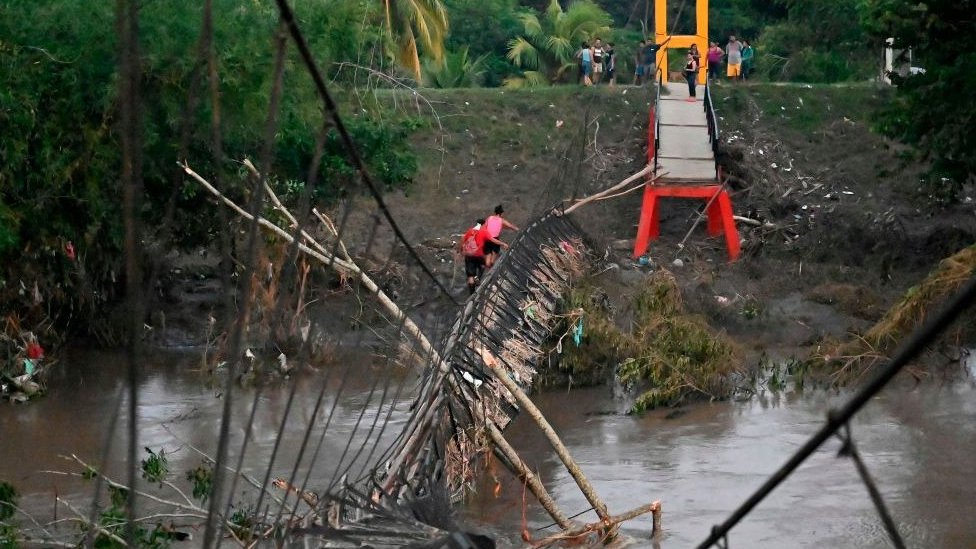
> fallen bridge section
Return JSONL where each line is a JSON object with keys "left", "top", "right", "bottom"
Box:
{"left": 376, "top": 213, "right": 591, "bottom": 504}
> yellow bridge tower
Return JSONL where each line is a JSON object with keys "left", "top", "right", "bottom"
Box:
{"left": 655, "top": 0, "right": 708, "bottom": 84}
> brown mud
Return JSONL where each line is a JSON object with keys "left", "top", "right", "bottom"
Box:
{"left": 369, "top": 83, "right": 976, "bottom": 380}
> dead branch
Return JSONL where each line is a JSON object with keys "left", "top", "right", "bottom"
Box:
{"left": 561, "top": 166, "right": 656, "bottom": 215}
{"left": 181, "top": 160, "right": 444, "bottom": 372}
{"left": 529, "top": 500, "right": 662, "bottom": 548}
{"left": 54, "top": 496, "right": 128, "bottom": 547}
{"left": 479, "top": 346, "right": 614, "bottom": 532}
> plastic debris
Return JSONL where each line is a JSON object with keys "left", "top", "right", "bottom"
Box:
{"left": 26, "top": 341, "right": 44, "bottom": 360}
{"left": 572, "top": 317, "right": 584, "bottom": 347}
{"left": 461, "top": 370, "right": 483, "bottom": 389}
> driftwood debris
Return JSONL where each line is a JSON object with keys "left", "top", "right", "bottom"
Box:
{"left": 185, "top": 161, "right": 663, "bottom": 546}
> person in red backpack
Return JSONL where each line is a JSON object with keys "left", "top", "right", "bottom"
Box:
{"left": 458, "top": 219, "right": 487, "bottom": 294}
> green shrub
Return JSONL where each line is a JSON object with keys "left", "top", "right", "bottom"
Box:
{"left": 551, "top": 271, "right": 739, "bottom": 411}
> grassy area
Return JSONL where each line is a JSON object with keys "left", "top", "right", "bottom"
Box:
{"left": 367, "top": 85, "right": 654, "bottom": 163}
{"left": 711, "top": 83, "right": 889, "bottom": 137}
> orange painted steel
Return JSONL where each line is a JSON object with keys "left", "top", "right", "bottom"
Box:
{"left": 654, "top": 0, "right": 708, "bottom": 84}
{"left": 633, "top": 184, "right": 741, "bottom": 261}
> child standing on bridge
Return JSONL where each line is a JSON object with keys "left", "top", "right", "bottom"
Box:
{"left": 459, "top": 219, "right": 486, "bottom": 295}
{"left": 482, "top": 205, "right": 518, "bottom": 269}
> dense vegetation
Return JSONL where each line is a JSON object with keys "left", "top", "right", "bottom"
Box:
{"left": 0, "top": 1, "right": 419, "bottom": 349}
{"left": 859, "top": 0, "right": 976, "bottom": 200}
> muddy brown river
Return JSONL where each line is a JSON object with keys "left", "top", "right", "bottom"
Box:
{"left": 2, "top": 348, "right": 974, "bottom": 547}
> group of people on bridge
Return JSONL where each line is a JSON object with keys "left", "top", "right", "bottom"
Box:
{"left": 457, "top": 205, "right": 519, "bottom": 295}
{"left": 682, "top": 35, "right": 754, "bottom": 99}
{"left": 576, "top": 35, "right": 754, "bottom": 93}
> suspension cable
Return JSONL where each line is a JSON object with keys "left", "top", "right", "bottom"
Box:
{"left": 698, "top": 274, "right": 976, "bottom": 548}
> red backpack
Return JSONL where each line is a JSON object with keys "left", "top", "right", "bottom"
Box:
{"left": 462, "top": 232, "right": 480, "bottom": 256}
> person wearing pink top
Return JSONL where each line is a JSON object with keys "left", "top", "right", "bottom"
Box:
{"left": 707, "top": 42, "right": 724, "bottom": 81}
{"left": 482, "top": 204, "right": 519, "bottom": 268}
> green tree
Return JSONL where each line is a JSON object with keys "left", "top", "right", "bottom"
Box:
{"left": 755, "top": 0, "right": 873, "bottom": 82}
{"left": 709, "top": 0, "right": 787, "bottom": 43}
{"left": 505, "top": 0, "right": 612, "bottom": 87}
{"left": 443, "top": 0, "right": 522, "bottom": 86}
{"left": 0, "top": 0, "right": 418, "bottom": 343}
{"left": 382, "top": 0, "right": 450, "bottom": 82}
{"left": 860, "top": 0, "right": 975, "bottom": 201}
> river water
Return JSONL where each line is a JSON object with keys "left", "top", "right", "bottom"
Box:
{"left": 2, "top": 349, "right": 974, "bottom": 547}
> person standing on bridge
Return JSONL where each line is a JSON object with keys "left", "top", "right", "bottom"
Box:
{"left": 458, "top": 219, "right": 486, "bottom": 295}
{"left": 482, "top": 205, "right": 518, "bottom": 269}
{"left": 684, "top": 51, "right": 699, "bottom": 101}
{"left": 689, "top": 43, "right": 702, "bottom": 70}
{"left": 644, "top": 40, "right": 661, "bottom": 83}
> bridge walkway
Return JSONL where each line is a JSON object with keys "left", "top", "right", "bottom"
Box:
{"left": 655, "top": 83, "right": 718, "bottom": 183}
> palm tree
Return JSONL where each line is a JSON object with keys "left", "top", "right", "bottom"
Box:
{"left": 505, "top": 0, "right": 612, "bottom": 87}
{"left": 382, "top": 0, "right": 449, "bottom": 82}
{"left": 422, "top": 47, "right": 489, "bottom": 88}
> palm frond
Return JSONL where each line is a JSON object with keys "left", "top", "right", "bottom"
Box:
{"left": 502, "top": 70, "right": 549, "bottom": 89}
{"left": 507, "top": 36, "right": 540, "bottom": 70}
{"left": 423, "top": 46, "right": 487, "bottom": 88}
{"left": 561, "top": 1, "right": 611, "bottom": 43}
{"left": 403, "top": 0, "right": 448, "bottom": 61}
{"left": 546, "top": 35, "right": 574, "bottom": 65}
{"left": 553, "top": 60, "right": 579, "bottom": 83}
{"left": 517, "top": 11, "right": 544, "bottom": 39}
{"left": 543, "top": 0, "right": 564, "bottom": 26}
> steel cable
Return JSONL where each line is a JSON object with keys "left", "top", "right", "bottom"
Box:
{"left": 698, "top": 274, "right": 976, "bottom": 548}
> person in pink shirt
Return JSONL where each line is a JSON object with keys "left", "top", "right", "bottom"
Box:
{"left": 707, "top": 42, "right": 724, "bottom": 81}
{"left": 482, "top": 204, "right": 519, "bottom": 268}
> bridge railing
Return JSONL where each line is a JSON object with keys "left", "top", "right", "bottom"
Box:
{"left": 703, "top": 79, "right": 720, "bottom": 172}
{"left": 649, "top": 69, "right": 663, "bottom": 173}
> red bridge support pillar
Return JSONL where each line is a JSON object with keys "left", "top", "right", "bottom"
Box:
{"left": 633, "top": 184, "right": 741, "bottom": 261}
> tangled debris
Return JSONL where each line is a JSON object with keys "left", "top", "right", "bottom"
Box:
{"left": 815, "top": 243, "right": 976, "bottom": 382}
{"left": 551, "top": 270, "right": 740, "bottom": 413}
{"left": 1, "top": 329, "right": 49, "bottom": 403}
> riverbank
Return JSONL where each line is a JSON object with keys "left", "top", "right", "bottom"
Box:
{"left": 375, "top": 83, "right": 976, "bottom": 398}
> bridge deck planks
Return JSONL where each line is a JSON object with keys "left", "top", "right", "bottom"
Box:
{"left": 656, "top": 83, "right": 717, "bottom": 182}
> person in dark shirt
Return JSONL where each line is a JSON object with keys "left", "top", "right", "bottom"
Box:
{"left": 634, "top": 40, "right": 646, "bottom": 85}
{"left": 684, "top": 51, "right": 699, "bottom": 101}
{"left": 605, "top": 42, "right": 617, "bottom": 87}
{"left": 644, "top": 40, "right": 661, "bottom": 83}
